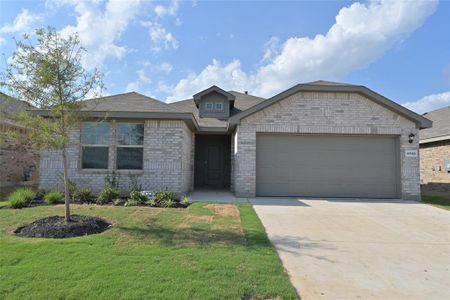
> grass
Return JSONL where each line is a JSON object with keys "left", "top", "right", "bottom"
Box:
{"left": 422, "top": 195, "right": 450, "bottom": 210}
{"left": 0, "top": 203, "right": 297, "bottom": 299}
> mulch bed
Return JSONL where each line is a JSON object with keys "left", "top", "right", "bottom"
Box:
{"left": 14, "top": 215, "right": 111, "bottom": 239}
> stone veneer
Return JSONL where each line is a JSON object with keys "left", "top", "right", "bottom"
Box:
{"left": 39, "top": 120, "right": 193, "bottom": 195}
{"left": 420, "top": 140, "right": 450, "bottom": 197}
{"left": 232, "top": 91, "right": 420, "bottom": 200}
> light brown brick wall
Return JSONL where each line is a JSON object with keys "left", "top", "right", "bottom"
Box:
{"left": 233, "top": 91, "right": 420, "bottom": 200}
{"left": 39, "top": 120, "right": 193, "bottom": 195}
{"left": 0, "top": 122, "right": 39, "bottom": 187}
{"left": 420, "top": 140, "right": 450, "bottom": 197}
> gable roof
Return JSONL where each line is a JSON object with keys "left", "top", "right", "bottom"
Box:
{"left": 169, "top": 90, "right": 265, "bottom": 130}
{"left": 193, "top": 85, "right": 236, "bottom": 108}
{"left": 420, "top": 105, "right": 450, "bottom": 143}
{"left": 228, "top": 81, "right": 432, "bottom": 129}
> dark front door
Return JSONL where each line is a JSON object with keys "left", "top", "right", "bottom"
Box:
{"left": 194, "top": 135, "right": 231, "bottom": 189}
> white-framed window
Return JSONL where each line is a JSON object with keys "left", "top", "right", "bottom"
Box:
{"left": 215, "top": 102, "right": 223, "bottom": 110}
{"left": 205, "top": 102, "right": 213, "bottom": 110}
{"left": 81, "top": 122, "right": 110, "bottom": 169}
{"left": 116, "top": 123, "right": 144, "bottom": 170}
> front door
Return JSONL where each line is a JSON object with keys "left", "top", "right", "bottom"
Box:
{"left": 194, "top": 135, "right": 231, "bottom": 189}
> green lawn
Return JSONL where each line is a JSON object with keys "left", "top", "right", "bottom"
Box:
{"left": 0, "top": 202, "right": 297, "bottom": 299}
{"left": 422, "top": 195, "right": 450, "bottom": 210}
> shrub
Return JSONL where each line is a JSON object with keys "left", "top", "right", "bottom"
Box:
{"left": 129, "top": 191, "right": 148, "bottom": 203}
{"left": 8, "top": 188, "right": 36, "bottom": 209}
{"left": 153, "top": 191, "right": 179, "bottom": 208}
{"left": 182, "top": 195, "right": 190, "bottom": 206}
{"left": 125, "top": 199, "right": 139, "bottom": 206}
{"left": 163, "top": 198, "right": 176, "bottom": 208}
{"left": 146, "top": 199, "right": 157, "bottom": 207}
{"left": 44, "top": 191, "right": 63, "bottom": 204}
{"left": 73, "top": 188, "right": 94, "bottom": 203}
{"left": 96, "top": 187, "right": 119, "bottom": 205}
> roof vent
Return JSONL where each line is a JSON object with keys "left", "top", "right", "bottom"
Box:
{"left": 244, "top": 91, "right": 248, "bottom": 95}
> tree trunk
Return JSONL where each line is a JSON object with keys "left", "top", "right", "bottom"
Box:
{"left": 62, "top": 147, "right": 71, "bottom": 222}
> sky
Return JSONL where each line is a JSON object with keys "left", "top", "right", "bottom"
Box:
{"left": 0, "top": 0, "right": 449, "bottom": 113}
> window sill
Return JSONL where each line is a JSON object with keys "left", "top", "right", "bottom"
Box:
{"left": 116, "top": 170, "right": 144, "bottom": 175}
{"left": 78, "top": 169, "right": 144, "bottom": 175}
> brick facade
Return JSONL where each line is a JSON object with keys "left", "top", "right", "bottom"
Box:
{"left": 232, "top": 91, "right": 420, "bottom": 200}
{"left": 420, "top": 140, "right": 450, "bottom": 197}
{"left": 39, "top": 120, "right": 193, "bottom": 195}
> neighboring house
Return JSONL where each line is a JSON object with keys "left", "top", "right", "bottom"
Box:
{"left": 0, "top": 92, "right": 40, "bottom": 189}
{"left": 420, "top": 106, "right": 450, "bottom": 197}
{"left": 35, "top": 81, "right": 431, "bottom": 200}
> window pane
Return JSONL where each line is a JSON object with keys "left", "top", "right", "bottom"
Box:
{"left": 215, "top": 103, "right": 223, "bottom": 110}
{"left": 82, "top": 147, "right": 108, "bottom": 169}
{"left": 82, "top": 123, "right": 110, "bottom": 145}
{"left": 117, "top": 123, "right": 144, "bottom": 145}
{"left": 117, "top": 147, "right": 143, "bottom": 170}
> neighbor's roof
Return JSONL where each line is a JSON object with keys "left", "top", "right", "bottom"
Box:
{"left": 0, "top": 92, "right": 34, "bottom": 115}
{"left": 420, "top": 105, "right": 450, "bottom": 143}
{"left": 228, "top": 81, "right": 432, "bottom": 129}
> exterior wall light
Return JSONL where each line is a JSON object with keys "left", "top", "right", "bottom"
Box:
{"left": 408, "top": 133, "right": 415, "bottom": 144}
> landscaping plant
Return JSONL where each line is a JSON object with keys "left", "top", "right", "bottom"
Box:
{"left": 72, "top": 188, "right": 94, "bottom": 203}
{"left": 8, "top": 188, "right": 36, "bottom": 209}
{"left": 129, "top": 191, "right": 148, "bottom": 204}
{"left": 96, "top": 187, "right": 120, "bottom": 205}
{"left": 44, "top": 191, "right": 64, "bottom": 204}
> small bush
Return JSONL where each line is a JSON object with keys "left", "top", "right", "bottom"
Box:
{"left": 73, "top": 188, "right": 94, "bottom": 203}
{"left": 154, "top": 191, "right": 175, "bottom": 204}
{"left": 129, "top": 191, "right": 148, "bottom": 203}
{"left": 44, "top": 191, "right": 64, "bottom": 204}
{"left": 182, "top": 195, "right": 190, "bottom": 206}
{"left": 113, "top": 199, "right": 125, "bottom": 206}
{"left": 124, "top": 199, "right": 139, "bottom": 206}
{"left": 8, "top": 188, "right": 36, "bottom": 209}
{"left": 96, "top": 187, "right": 119, "bottom": 204}
{"left": 163, "top": 198, "right": 176, "bottom": 208}
{"left": 146, "top": 199, "right": 157, "bottom": 207}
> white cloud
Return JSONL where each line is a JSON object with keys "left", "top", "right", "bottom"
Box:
{"left": 403, "top": 91, "right": 450, "bottom": 114}
{"left": 143, "top": 21, "right": 179, "bottom": 50}
{"left": 58, "top": 0, "right": 142, "bottom": 68}
{"left": 137, "top": 69, "right": 151, "bottom": 84}
{"left": 0, "top": 36, "right": 5, "bottom": 45}
{"left": 261, "top": 36, "right": 280, "bottom": 63}
{"left": 166, "top": 0, "right": 438, "bottom": 102}
{"left": 0, "top": 9, "right": 41, "bottom": 34}
{"left": 166, "top": 59, "right": 251, "bottom": 102}
{"left": 154, "top": 0, "right": 179, "bottom": 17}
{"left": 125, "top": 81, "right": 140, "bottom": 92}
{"left": 159, "top": 62, "right": 173, "bottom": 74}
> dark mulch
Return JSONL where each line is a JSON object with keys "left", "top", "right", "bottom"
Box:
{"left": 14, "top": 215, "right": 111, "bottom": 239}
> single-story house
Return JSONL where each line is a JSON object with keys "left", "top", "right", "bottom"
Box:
{"left": 35, "top": 81, "right": 432, "bottom": 200}
{"left": 420, "top": 105, "right": 450, "bottom": 197}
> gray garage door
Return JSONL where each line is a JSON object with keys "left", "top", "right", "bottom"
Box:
{"left": 256, "top": 134, "right": 400, "bottom": 198}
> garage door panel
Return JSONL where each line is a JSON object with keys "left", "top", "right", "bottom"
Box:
{"left": 256, "top": 134, "right": 399, "bottom": 198}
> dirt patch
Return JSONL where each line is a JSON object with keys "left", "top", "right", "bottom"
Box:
{"left": 206, "top": 204, "right": 240, "bottom": 218}
{"left": 14, "top": 215, "right": 111, "bottom": 238}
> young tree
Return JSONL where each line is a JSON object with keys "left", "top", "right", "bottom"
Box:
{"left": 1, "top": 27, "right": 103, "bottom": 222}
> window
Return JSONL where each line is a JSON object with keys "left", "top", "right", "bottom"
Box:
{"left": 205, "top": 102, "right": 213, "bottom": 110}
{"left": 116, "top": 123, "right": 144, "bottom": 170}
{"left": 81, "top": 122, "right": 110, "bottom": 169}
{"left": 215, "top": 102, "right": 223, "bottom": 110}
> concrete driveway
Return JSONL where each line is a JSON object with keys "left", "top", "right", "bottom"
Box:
{"left": 250, "top": 198, "right": 450, "bottom": 299}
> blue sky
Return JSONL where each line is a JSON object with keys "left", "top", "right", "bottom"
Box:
{"left": 0, "top": 0, "right": 449, "bottom": 113}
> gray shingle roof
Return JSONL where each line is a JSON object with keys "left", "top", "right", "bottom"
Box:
{"left": 0, "top": 92, "right": 34, "bottom": 114}
{"left": 81, "top": 92, "right": 175, "bottom": 113}
{"left": 420, "top": 105, "right": 450, "bottom": 142}
{"left": 168, "top": 91, "right": 265, "bottom": 128}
